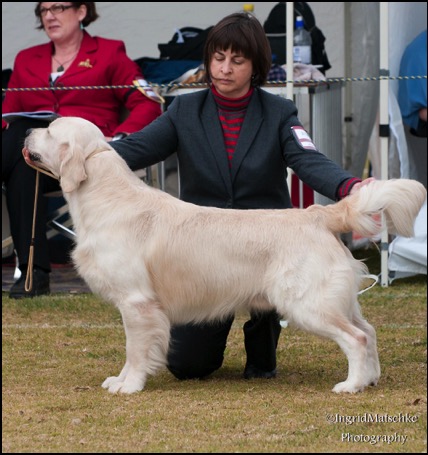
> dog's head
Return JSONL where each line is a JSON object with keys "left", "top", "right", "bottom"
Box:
{"left": 23, "top": 117, "right": 110, "bottom": 193}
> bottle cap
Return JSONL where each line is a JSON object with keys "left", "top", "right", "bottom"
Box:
{"left": 295, "top": 16, "right": 304, "bottom": 27}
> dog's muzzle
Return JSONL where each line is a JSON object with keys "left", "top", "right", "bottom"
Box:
{"left": 22, "top": 147, "right": 59, "bottom": 180}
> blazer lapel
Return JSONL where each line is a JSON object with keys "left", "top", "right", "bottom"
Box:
{"left": 201, "top": 92, "right": 233, "bottom": 196}
{"left": 230, "top": 90, "right": 263, "bottom": 182}
{"left": 25, "top": 43, "right": 53, "bottom": 87}
{"left": 60, "top": 31, "right": 98, "bottom": 81}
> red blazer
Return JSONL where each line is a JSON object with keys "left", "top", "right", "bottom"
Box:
{"left": 2, "top": 31, "right": 161, "bottom": 135}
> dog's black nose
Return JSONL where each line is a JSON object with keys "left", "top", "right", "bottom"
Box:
{"left": 25, "top": 128, "right": 34, "bottom": 137}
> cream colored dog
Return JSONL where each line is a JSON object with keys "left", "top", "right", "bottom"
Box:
{"left": 23, "top": 117, "right": 426, "bottom": 394}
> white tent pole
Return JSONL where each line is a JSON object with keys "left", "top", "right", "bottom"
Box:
{"left": 285, "top": 3, "right": 295, "bottom": 197}
{"left": 286, "top": 2, "right": 294, "bottom": 101}
{"left": 379, "top": 2, "right": 389, "bottom": 287}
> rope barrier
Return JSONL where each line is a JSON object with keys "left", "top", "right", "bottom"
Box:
{"left": 2, "top": 75, "right": 426, "bottom": 93}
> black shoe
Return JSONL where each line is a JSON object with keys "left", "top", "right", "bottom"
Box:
{"left": 9, "top": 268, "right": 50, "bottom": 299}
{"left": 243, "top": 365, "right": 277, "bottom": 379}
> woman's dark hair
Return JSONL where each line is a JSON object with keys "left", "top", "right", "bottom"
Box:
{"left": 35, "top": 2, "right": 99, "bottom": 30}
{"left": 203, "top": 12, "right": 272, "bottom": 87}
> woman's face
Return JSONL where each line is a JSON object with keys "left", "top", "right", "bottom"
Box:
{"left": 40, "top": 2, "right": 86, "bottom": 43}
{"left": 209, "top": 48, "right": 253, "bottom": 98}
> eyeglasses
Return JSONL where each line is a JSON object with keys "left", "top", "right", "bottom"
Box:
{"left": 39, "top": 4, "right": 75, "bottom": 17}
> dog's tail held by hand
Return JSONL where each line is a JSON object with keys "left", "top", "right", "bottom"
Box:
{"left": 321, "top": 179, "right": 426, "bottom": 239}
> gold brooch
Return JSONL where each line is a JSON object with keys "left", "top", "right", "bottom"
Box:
{"left": 78, "top": 59, "right": 93, "bottom": 68}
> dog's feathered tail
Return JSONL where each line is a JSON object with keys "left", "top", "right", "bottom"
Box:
{"left": 321, "top": 179, "right": 426, "bottom": 238}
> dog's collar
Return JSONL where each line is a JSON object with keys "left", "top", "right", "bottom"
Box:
{"left": 86, "top": 147, "right": 108, "bottom": 161}
{"left": 24, "top": 148, "right": 108, "bottom": 181}
{"left": 25, "top": 162, "right": 59, "bottom": 180}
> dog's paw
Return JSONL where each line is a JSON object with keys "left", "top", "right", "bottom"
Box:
{"left": 366, "top": 374, "right": 380, "bottom": 387}
{"left": 102, "top": 376, "right": 143, "bottom": 394}
{"left": 102, "top": 375, "right": 121, "bottom": 389}
{"left": 332, "top": 381, "right": 365, "bottom": 394}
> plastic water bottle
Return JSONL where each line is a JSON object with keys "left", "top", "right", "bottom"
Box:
{"left": 293, "top": 16, "right": 312, "bottom": 64}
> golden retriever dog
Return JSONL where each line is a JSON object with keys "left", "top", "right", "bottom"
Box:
{"left": 23, "top": 117, "right": 426, "bottom": 394}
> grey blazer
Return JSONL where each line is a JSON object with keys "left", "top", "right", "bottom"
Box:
{"left": 110, "top": 88, "right": 354, "bottom": 209}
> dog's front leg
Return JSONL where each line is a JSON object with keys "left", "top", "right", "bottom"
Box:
{"left": 102, "top": 361, "right": 130, "bottom": 390}
{"left": 102, "top": 300, "right": 171, "bottom": 394}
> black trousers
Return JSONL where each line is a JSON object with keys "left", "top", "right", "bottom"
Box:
{"left": 167, "top": 309, "right": 282, "bottom": 379}
{"left": 2, "top": 118, "right": 61, "bottom": 272}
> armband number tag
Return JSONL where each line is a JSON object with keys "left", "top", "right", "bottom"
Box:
{"left": 291, "top": 126, "right": 317, "bottom": 150}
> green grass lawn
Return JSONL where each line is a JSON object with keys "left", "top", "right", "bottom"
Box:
{"left": 2, "top": 247, "right": 427, "bottom": 453}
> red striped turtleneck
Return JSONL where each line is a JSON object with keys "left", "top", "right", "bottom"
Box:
{"left": 210, "top": 85, "right": 360, "bottom": 198}
{"left": 211, "top": 86, "right": 254, "bottom": 169}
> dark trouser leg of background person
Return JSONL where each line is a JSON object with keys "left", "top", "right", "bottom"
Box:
{"left": 243, "top": 310, "right": 282, "bottom": 379}
{"left": 167, "top": 310, "right": 281, "bottom": 380}
{"left": 2, "top": 118, "right": 60, "bottom": 298}
{"left": 167, "top": 317, "right": 234, "bottom": 379}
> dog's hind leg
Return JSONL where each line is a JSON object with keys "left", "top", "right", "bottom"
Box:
{"left": 329, "top": 322, "right": 371, "bottom": 393}
{"left": 352, "top": 312, "right": 380, "bottom": 387}
{"left": 290, "top": 310, "right": 370, "bottom": 393}
{"left": 102, "top": 300, "right": 170, "bottom": 394}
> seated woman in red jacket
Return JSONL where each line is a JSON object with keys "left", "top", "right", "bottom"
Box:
{"left": 2, "top": 2, "right": 162, "bottom": 298}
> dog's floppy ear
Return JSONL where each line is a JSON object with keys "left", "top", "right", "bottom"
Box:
{"left": 59, "top": 142, "right": 88, "bottom": 193}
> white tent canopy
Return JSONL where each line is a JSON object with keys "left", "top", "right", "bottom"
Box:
{"left": 388, "top": 201, "right": 427, "bottom": 281}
